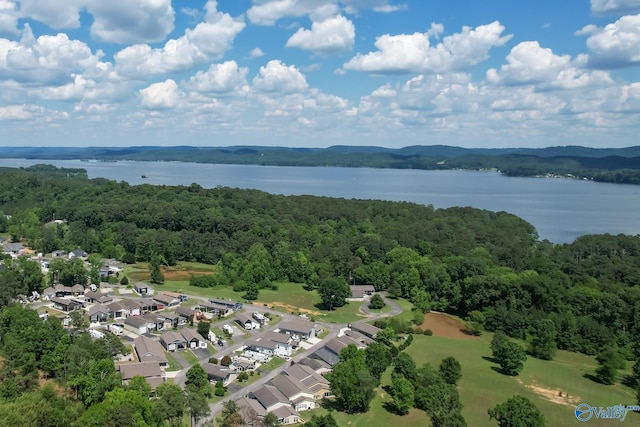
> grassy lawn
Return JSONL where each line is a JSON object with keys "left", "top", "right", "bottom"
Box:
{"left": 181, "top": 350, "right": 200, "bottom": 366}
{"left": 403, "top": 335, "right": 638, "bottom": 427}
{"left": 259, "top": 357, "right": 287, "bottom": 372}
{"left": 164, "top": 352, "right": 183, "bottom": 372}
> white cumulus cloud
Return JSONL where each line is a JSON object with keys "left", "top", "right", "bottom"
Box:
{"left": 249, "top": 47, "right": 264, "bottom": 58}
{"left": 87, "top": 0, "right": 175, "bottom": 44}
{"left": 286, "top": 15, "right": 355, "bottom": 55}
{"left": 344, "top": 21, "right": 512, "bottom": 74}
{"left": 0, "top": 24, "right": 103, "bottom": 85}
{"left": 579, "top": 14, "right": 640, "bottom": 68}
{"left": 114, "top": 0, "right": 245, "bottom": 78}
{"left": 139, "top": 79, "right": 183, "bottom": 109}
{"left": 486, "top": 41, "right": 612, "bottom": 89}
{"left": 252, "top": 59, "right": 308, "bottom": 93}
{"left": 17, "top": 0, "right": 84, "bottom": 29}
{"left": 184, "top": 60, "right": 248, "bottom": 94}
{"left": 591, "top": 0, "right": 640, "bottom": 15}
{"left": 0, "top": 0, "right": 18, "bottom": 34}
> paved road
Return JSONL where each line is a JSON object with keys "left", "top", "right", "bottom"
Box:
{"left": 358, "top": 292, "right": 402, "bottom": 319}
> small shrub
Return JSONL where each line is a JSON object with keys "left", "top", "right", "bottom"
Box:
{"left": 208, "top": 357, "right": 218, "bottom": 364}
{"left": 214, "top": 387, "right": 225, "bottom": 397}
{"left": 423, "top": 329, "right": 433, "bottom": 336}
{"left": 119, "top": 275, "right": 129, "bottom": 286}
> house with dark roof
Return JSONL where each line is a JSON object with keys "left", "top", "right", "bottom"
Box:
{"left": 51, "top": 250, "right": 67, "bottom": 258}
{"left": 107, "top": 301, "right": 125, "bottom": 320}
{"left": 245, "top": 339, "right": 278, "bottom": 356}
{"left": 88, "top": 303, "right": 109, "bottom": 323}
{"left": 133, "top": 282, "right": 149, "bottom": 296}
{"left": 283, "top": 364, "right": 332, "bottom": 401}
{"left": 175, "top": 307, "right": 195, "bottom": 325}
{"left": 142, "top": 312, "right": 164, "bottom": 332}
{"left": 202, "top": 363, "right": 237, "bottom": 386}
{"left": 350, "top": 322, "right": 381, "bottom": 340}
{"left": 160, "top": 330, "right": 187, "bottom": 352}
{"left": 235, "top": 312, "right": 260, "bottom": 330}
{"left": 122, "top": 299, "right": 142, "bottom": 317}
{"left": 157, "top": 311, "right": 179, "bottom": 329}
{"left": 2, "top": 242, "right": 24, "bottom": 257}
{"left": 134, "top": 336, "right": 167, "bottom": 367}
{"left": 162, "top": 291, "right": 187, "bottom": 302}
{"left": 196, "top": 301, "right": 232, "bottom": 317}
{"left": 271, "top": 374, "right": 316, "bottom": 411}
{"left": 69, "top": 248, "right": 88, "bottom": 260}
{"left": 153, "top": 292, "right": 180, "bottom": 307}
{"left": 124, "top": 316, "right": 148, "bottom": 335}
{"left": 51, "top": 296, "right": 83, "bottom": 312}
{"left": 118, "top": 361, "right": 165, "bottom": 389}
{"left": 247, "top": 385, "right": 300, "bottom": 425}
{"left": 180, "top": 327, "right": 207, "bottom": 349}
{"left": 208, "top": 298, "right": 243, "bottom": 311}
{"left": 348, "top": 284, "right": 376, "bottom": 300}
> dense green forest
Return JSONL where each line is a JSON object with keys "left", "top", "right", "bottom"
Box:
{"left": 2, "top": 144, "right": 640, "bottom": 184}
{"left": 1, "top": 165, "right": 640, "bottom": 359}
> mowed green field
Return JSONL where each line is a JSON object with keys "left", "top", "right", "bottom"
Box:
{"left": 404, "top": 335, "right": 638, "bottom": 427}
{"left": 124, "top": 262, "right": 368, "bottom": 323}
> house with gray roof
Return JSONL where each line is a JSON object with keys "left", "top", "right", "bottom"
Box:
{"left": 270, "top": 374, "right": 316, "bottom": 411}
{"left": 160, "top": 330, "right": 187, "bottom": 352}
{"left": 278, "top": 319, "right": 317, "bottom": 340}
{"left": 124, "top": 315, "right": 148, "bottom": 335}
{"left": 118, "top": 361, "right": 165, "bottom": 389}
{"left": 246, "top": 385, "right": 300, "bottom": 425}
{"left": 134, "top": 336, "right": 167, "bottom": 367}
{"left": 51, "top": 296, "right": 83, "bottom": 312}
{"left": 235, "top": 312, "right": 260, "bottom": 330}
{"left": 180, "top": 327, "right": 207, "bottom": 349}
{"left": 88, "top": 303, "right": 109, "bottom": 323}
{"left": 349, "top": 322, "right": 381, "bottom": 339}
{"left": 348, "top": 284, "right": 376, "bottom": 300}
{"left": 153, "top": 292, "right": 180, "bottom": 307}
{"left": 202, "top": 363, "right": 237, "bottom": 386}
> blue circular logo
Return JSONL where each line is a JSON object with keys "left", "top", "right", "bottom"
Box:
{"left": 575, "top": 403, "right": 592, "bottom": 422}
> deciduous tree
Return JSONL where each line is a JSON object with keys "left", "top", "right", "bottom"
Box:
{"left": 488, "top": 395, "right": 546, "bottom": 427}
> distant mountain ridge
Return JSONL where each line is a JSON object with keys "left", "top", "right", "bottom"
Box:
{"left": 2, "top": 144, "right": 640, "bottom": 159}
{"left": 2, "top": 144, "right": 640, "bottom": 184}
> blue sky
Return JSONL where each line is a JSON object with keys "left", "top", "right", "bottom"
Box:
{"left": 0, "top": 0, "right": 639, "bottom": 149}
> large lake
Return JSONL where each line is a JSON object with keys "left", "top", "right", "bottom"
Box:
{"left": 1, "top": 158, "right": 639, "bottom": 244}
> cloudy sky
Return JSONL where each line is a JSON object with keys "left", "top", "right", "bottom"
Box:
{"left": 0, "top": 0, "right": 639, "bottom": 148}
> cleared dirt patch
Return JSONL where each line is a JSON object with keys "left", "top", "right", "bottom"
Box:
{"left": 517, "top": 379, "right": 581, "bottom": 407}
{"left": 268, "top": 302, "right": 323, "bottom": 316}
{"left": 420, "top": 312, "right": 478, "bottom": 340}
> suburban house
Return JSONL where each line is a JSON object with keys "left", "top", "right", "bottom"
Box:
{"left": 283, "top": 363, "right": 332, "bottom": 400}
{"left": 84, "top": 291, "right": 103, "bottom": 303}
{"left": 153, "top": 292, "right": 180, "bottom": 307}
{"left": 246, "top": 339, "right": 278, "bottom": 356}
{"left": 162, "top": 291, "right": 187, "bottom": 302}
{"left": 313, "top": 336, "right": 364, "bottom": 366}
{"left": 88, "top": 303, "right": 109, "bottom": 323}
{"left": 202, "top": 363, "right": 237, "bottom": 386}
{"left": 107, "top": 301, "right": 125, "bottom": 320}
{"left": 157, "top": 311, "right": 180, "bottom": 329}
{"left": 231, "top": 358, "right": 257, "bottom": 372}
{"left": 246, "top": 384, "right": 300, "bottom": 425}
{"left": 196, "top": 301, "right": 232, "bottom": 317}
{"left": 118, "top": 361, "right": 165, "bottom": 389}
{"left": 2, "top": 242, "right": 24, "bottom": 257}
{"left": 133, "top": 282, "right": 149, "bottom": 296}
{"left": 208, "top": 298, "right": 243, "bottom": 312}
{"left": 278, "top": 319, "right": 317, "bottom": 340}
{"left": 235, "top": 312, "right": 260, "bottom": 330}
{"left": 124, "top": 316, "right": 148, "bottom": 335}
{"left": 262, "top": 331, "right": 295, "bottom": 356}
{"left": 160, "top": 330, "right": 187, "bottom": 352}
{"left": 134, "top": 336, "right": 168, "bottom": 367}
{"left": 142, "top": 312, "right": 164, "bottom": 332}
{"left": 344, "top": 329, "right": 375, "bottom": 346}
{"left": 349, "top": 322, "right": 381, "bottom": 340}
{"left": 298, "top": 357, "right": 332, "bottom": 375}
{"left": 122, "top": 299, "right": 142, "bottom": 317}
{"left": 51, "top": 250, "right": 67, "bottom": 258}
{"left": 175, "top": 307, "right": 195, "bottom": 325}
{"left": 270, "top": 374, "right": 317, "bottom": 411}
{"left": 69, "top": 248, "right": 89, "bottom": 260}
{"left": 348, "top": 284, "right": 376, "bottom": 300}
{"left": 138, "top": 299, "right": 162, "bottom": 314}
{"left": 180, "top": 327, "right": 207, "bottom": 349}
{"left": 51, "top": 296, "right": 83, "bottom": 312}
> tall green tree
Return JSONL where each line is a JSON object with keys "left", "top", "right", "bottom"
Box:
{"left": 185, "top": 384, "right": 211, "bottom": 427}
{"left": 149, "top": 254, "right": 164, "bottom": 284}
{"left": 488, "top": 395, "right": 546, "bottom": 427}
{"left": 594, "top": 348, "right": 626, "bottom": 385}
{"left": 497, "top": 342, "right": 527, "bottom": 376}
{"left": 318, "top": 276, "right": 350, "bottom": 310}
{"left": 153, "top": 382, "right": 186, "bottom": 426}
{"left": 439, "top": 356, "right": 462, "bottom": 385}
{"left": 391, "top": 373, "right": 414, "bottom": 415}
{"left": 326, "top": 346, "right": 377, "bottom": 413}
{"left": 528, "top": 319, "right": 557, "bottom": 360}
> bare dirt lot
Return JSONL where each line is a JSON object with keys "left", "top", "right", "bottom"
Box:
{"left": 420, "top": 312, "right": 479, "bottom": 340}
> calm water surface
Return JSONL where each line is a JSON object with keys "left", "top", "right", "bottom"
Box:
{"left": 1, "top": 158, "right": 639, "bottom": 243}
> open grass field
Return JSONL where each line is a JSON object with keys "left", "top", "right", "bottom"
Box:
{"left": 403, "top": 333, "right": 638, "bottom": 427}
